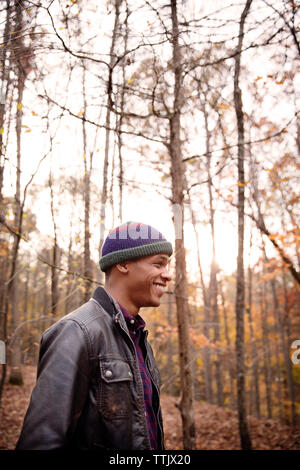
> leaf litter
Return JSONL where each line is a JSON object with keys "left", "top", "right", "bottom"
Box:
{"left": 0, "top": 366, "right": 299, "bottom": 450}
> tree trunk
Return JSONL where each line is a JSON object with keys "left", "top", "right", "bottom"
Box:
{"left": 246, "top": 263, "right": 260, "bottom": 418}
{"left": 81, "top": 63, "right": 92, "bottom": 302}
{"left": 268, "top": 279, "right": 284, "bottom": 423}
{"left": 0, "top": 0, "right": 12, "bottom": 404}
{"left": 0, "top": 0, "right": 11, "bottom": 210}
{"left": 98, "top": 0, "right": 121, "bottom": 279}
{"left": 233, "top": 0, "right": 253, "bottom": 450}
{"left": 116, "top": 1, "right": 129, "bottom": 223}
{"left": 49, "top": 172, "right": 59, "bottom": 317}
{"left": 202, "top": 99, "right": 223, "bottom": 407}
{"left": 8, "top": 0, "right": 28, "bottom": 386}
{"left": 65, "top": 231, "right": 74, "bottom": 314}
{"left": 260, "top": 239, "right": 286, "bottom": 423}
{"left": 187, "top": 194, "right": 213, "bottom": 403}
{"left": 219, "top": 278, "right": 236, "bottom": 410}
{"left": 166, "top": 285, "right": 175, "bottom": 396}
{"left": 259, "top": 277, "right": 272, "bottom": 418}
{"left": 169, "top": 0, "right": 196, "bottom": 450}
{"left": 281, "top": 270, "right": 297, "bottom": 425}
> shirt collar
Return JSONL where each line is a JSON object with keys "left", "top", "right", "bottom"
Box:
{"left": 118, "top": 303, "right": 146, "bottom": 331}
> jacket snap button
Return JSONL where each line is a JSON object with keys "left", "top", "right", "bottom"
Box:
{"left": 105, "top": 370, "right": 113, "bottom": 378}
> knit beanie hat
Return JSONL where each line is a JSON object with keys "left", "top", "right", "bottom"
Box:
{"left": 99, "top": 221, "right": 173, "bottom": 272}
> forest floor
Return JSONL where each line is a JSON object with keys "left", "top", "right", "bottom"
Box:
{"left": 0, "top": 365, "right": 299, "bottom": 450}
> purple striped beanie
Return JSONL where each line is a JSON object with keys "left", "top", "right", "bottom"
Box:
{"left": 99, "top": 221, "right": 173, "bottom": 272}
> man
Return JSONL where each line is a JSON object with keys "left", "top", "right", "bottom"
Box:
{"left": 16, "top": 221, "right": 173, "bottom": 450}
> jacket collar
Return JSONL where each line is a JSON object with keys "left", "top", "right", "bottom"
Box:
{"left": 92, "top": 286, "right": 147, "bottom": 338}
{"left": 92, "top": 286, "right": 119, "bottom": 318}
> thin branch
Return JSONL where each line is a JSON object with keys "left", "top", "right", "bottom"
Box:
{"left": 183, "top": 111, "right": 299, "bottom": 163}
{"left": 38, "top": 93, "right": 167, "bottom": 146}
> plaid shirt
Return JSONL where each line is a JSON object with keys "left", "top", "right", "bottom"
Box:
{"left": 119, "top": 304, "right": 158, "bottom": 450}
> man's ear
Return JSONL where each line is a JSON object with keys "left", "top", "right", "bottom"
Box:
{"left": 115, "top": 262, "right": 130, "bottom": 274}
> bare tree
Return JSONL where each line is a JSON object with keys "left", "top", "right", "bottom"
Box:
{"left": 186, "top": 189, "right": 213, "bottom": 404}
{"left": 116, "top": 0, "right": 130, "bottom": 223}
{"left": 258, "top": 264, "right": 273, "bottom": 419}
{"left": 0, "top": 0, "right": 12, "bottom": 404}
{"left": 81, "top": 62, "right": 93, "bottom": 302}
{"left": 8, "top": 0, "right": 32, "bottom": 386}
{"left": 48, "top": 170, "right": 60, "bottom": 317}
{"left": 202, "top": 97, "right": 223, "bottom": 407}
{"left": 98, "top": 0, "right": 122, "bottom": 279}
{"left": 246, "top": 234, "right": 260, "bottom": 418}
{"left": 169, "top": 0, "right": 196, "bottom": 450}
{"left": 233, "top": 0, "right": 253, "bottom": 450}
{"left": 0, "top": 0, "right": 11, "bottom": 211}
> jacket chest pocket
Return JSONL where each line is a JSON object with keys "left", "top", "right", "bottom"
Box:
{"left": 98, "top": 358, "right": 133, "bottom": 420}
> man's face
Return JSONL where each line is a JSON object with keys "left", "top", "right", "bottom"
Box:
{"left": 125, "top": 253, "right": 172, "bottom": 309}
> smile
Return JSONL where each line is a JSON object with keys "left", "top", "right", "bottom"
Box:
{"left": 153, "top": 282, "right": 166, "bottom": 295}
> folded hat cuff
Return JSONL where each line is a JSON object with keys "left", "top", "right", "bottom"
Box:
{"left": 99, "top": 241, "right": 173, "bottom": 272}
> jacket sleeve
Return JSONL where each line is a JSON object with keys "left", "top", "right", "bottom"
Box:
{"left": 16, "top": 319, "right": 90, "bottom": 450}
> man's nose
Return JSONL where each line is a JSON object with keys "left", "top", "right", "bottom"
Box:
{"left": 162, "top": 267, "right": 172, "bottom": 282}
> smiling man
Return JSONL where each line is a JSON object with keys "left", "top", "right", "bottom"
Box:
{"left": 16, "top": 221, "right": 172, "bottom": 450}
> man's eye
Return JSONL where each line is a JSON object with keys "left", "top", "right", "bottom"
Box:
{"left": 154, "top": 263, "right": 163, "bottom": 267}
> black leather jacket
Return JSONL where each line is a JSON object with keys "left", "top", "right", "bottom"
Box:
{"left": 16, "top": 286, "right": 164, "bottom": 450}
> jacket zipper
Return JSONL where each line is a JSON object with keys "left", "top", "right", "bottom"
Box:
{"left": 114, "top": 312, "right": 152, "bottom": 450}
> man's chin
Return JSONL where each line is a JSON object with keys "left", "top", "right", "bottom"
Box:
{"left": 142, "top": 297, "right": 161, "bottom": 308}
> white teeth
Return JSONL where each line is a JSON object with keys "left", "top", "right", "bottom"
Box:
{"left": 153, "top": 283, "right": 165, "bottom": 296}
